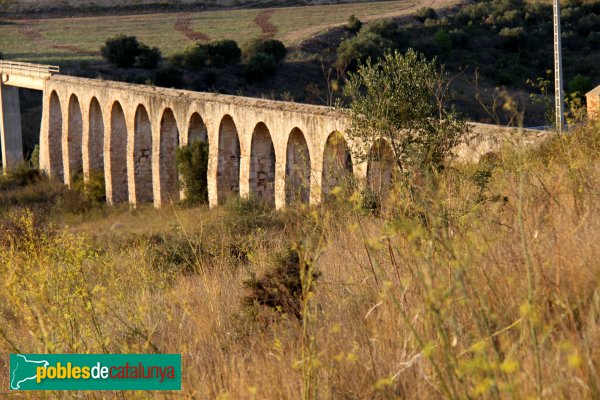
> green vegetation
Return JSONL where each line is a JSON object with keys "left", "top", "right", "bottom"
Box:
{"left": 336, "top": 18, "right": 403, "bottom": 69}
{"left": 345, "top": 50, "right": 468, "bottom": 177}
{"left": 242, "top": 38, "right": 287, "bottom": 63}
{"left": 245, "top": 53, "right": 276, "bottom": 83}
{"left": 101, "top": 34, "right": 162, "bottom": 69}
{"left": 154, "top": 66, "right": 183, "bottom": 88}
{"left": 176, "top": 141, "right": 209, "bottom": 204}
{"left": 346, "top": 14, "right": 363, "bottom": 33}
{"left": 397, "top": 0, "right": 600, "bottom": 90}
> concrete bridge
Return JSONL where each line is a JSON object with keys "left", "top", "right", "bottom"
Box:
{"left": 1, "top": 61, "right": 538, "bottom": 209}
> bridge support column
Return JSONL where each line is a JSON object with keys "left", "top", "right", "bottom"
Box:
{"left": 239, "top": 152, "right": 250, "bottom": 199}
{"left": 0, "top": 83, "right": 24, "bottom": 174}
{"left": 274, "top": 158, "right": 286, "bottom": 210}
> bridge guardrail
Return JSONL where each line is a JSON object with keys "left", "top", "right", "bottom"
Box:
{"left": 0, "top": 61, "right": 59, "bottom": 78}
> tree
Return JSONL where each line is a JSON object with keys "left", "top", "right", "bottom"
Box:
{"left": 137, "top": 44, "right": 161, "bottom": 69}
{"left": 336, "top": 31, "right": 394, "bottom": 70}
{"left": 182, "top": 42, "right": 209, "bottom": 69}
{"left": 344, "top": 49, "right": 469, "bottom": 179}
{"left": 101, "top": 35, "right": 140, "bottom": 68}
{"left": 245, "top": 53, "right": 276, "bottom": 82}
{"left": 243, "top": 38, "right": 287, "bottom": 63}
{"left": 207, "top": 40, "right": 241, "bottom": 67}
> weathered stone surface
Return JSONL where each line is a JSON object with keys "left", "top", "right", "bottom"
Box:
{"left": 0, "top": 71, "right": 549, "bottom": 209}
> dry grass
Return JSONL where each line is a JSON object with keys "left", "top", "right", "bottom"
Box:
{"left": 1, "top": 121, "right": 600, "bottom": 399}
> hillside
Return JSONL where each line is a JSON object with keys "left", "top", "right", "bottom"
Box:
{"left": 0, "top": 0, "right": 454, "bottom": 64}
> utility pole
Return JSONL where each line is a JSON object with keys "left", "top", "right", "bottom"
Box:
{"left": 553, "top": 0, "right": 565, "bottom": 132}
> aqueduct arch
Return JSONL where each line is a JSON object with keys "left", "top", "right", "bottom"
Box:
{"left": 132, "top": 104, "right": 153, "bottom": 205}
{"left": 367, "top": 138, "right": 396, "bottom": 198}
{"left": 65, "top": 94, "right": 83, "bottom": 186}
{"left": 217, "top": 115, "right": 241, "bottom": 205}
{"left": 322, "top": 131, "right": 353, "bottom": 199}
{"left": 285, "top": 128, "right": 311, "bottom": 204}
{"left": 157, "top": 108, "right": 180, "bottom": 206}
{"left": 85, "top": 97, "right": 104, "bottom": 180}
{"left": 187, "top": 112, "right": 208, "bottom": 144}
{"left": 48, "top": 90, "right": 63, "bottom": 181}
{"left": 249, "top": 122, "right": 275, "bottom": 205}
{"left": 107, "top": 101, "right": 128, "bottom": 204}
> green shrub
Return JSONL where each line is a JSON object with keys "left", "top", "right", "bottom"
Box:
{"left": 176, "top": 141, "right": 209, "bottom": 204}
{"left": 183, "top": 42, "right": 208, "bottom": 69}
{"left": 207, "top": 39, "right": 241, "bottom": 67}
{"left": 499, "top": 26, "right": 525, "bottom": 50}
{"left": 435, "top": 28, "right": 452, "bottom": 52}
{"left": 416, "top": 7, "right": 438, "bottom": 22}
{"left": 336, "top": 31, "right": 393, "bottom": 69}
{"left": 588, "top": 31, "right": 600, "bottom": 49}
{"left": 30, "top": 144, "right": 39, "bottom": 170}
{"left": 347, "top": 14, "right": 363, "bottom": 33}
{"left": 243, "top": 246, "right": 319, "bottom": 319}
{"left": 154, "top": 67, "right": 183, "bottom": 88}
{"left": 568, "top": 74, "right": 592, "bottom": 97}
{"left": 168, "top": 52, "right": 185, "bottom": 68}
{"left": 245, "top": 53, "right": 276, "bottom": 82}
{"left": 137, "top": 44, "right": 161, "bottom": 69}
{"left": 364, "top": 18, "right": 403, "bottom": 42}
{"left": 100, "top": 35, "right": 140, "bottom": 68}
{"left": 243, "top": 38, "right": 287, "bottom": 63}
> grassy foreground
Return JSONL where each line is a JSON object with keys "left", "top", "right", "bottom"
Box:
{"left": 0, "top": 122, "right": 600, "bottom": 398}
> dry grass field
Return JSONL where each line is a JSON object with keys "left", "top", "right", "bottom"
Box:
{"left": 0, "top": 0, "right": 456, "bottom": 63}
{"left": 0, "top": 120, "right": 599, "bottom": 398}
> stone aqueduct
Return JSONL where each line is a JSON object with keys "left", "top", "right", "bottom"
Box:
{"left": 1, "top": 62, "right": 540, "bottom": 209}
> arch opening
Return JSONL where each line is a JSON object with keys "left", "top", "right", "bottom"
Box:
{"left": 216, "top": 115, "right": 240, "bottom": 204}
{"left": 367, "top": 138, "right": 396, "bottom": 198}
{"left": 134, "top": 105, "right": 153, "bottom": 204}
{"left": 249, "top": 123, "right": 275, "bottom": 206}
{"left": 66, "top": 94, "right": 83, "bottom": 185}
{"left": 187, "top": 113, "right": 208, "bottom": 143}
{"left": 88, "top": 97, "right": 104, "bottom": 176}
{"left": 322, "top": 131, "right": 353, "bottom": 199}
{"left": 285, "top": 128, "right": 311, "bottom": 204}
{"left": 109, "top": 102, "right": 128, "bottom": 203}
{"left": 159, "top": 108, "right": 180, "bottom": 203}
{"left": 48, "top": 91, "right": 63, "bottom": 180}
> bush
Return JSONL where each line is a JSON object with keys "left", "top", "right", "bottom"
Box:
{"left": 336, "top": 31, "right": 394, "bottom": 69}
{"left": 207, "top": 39, "right": 241, "bottom": 67}
{"left": 364, "top": 18, "right": 403, "bottom": 43}
{"left": 101, "top": 35, "right": 140, "bottom": 68}
{"left": 347, "top": 14, "right": 363, "bottom": 33}
{"left": 154, "top": 67, "right": 183, "bottom": 88}
{"left": 168, "top": 52, "right": 185, "bottom": 68}
{"left": 435, "top": 28, "right": 452, "bottom": 52}
{"left": 243, "top": 246, "right": 319, "bottom": 319}
{"left": 499, "top": 26, "right": 525, "bottom": 51}
{"left": 0, "top": 51, "right": 3, "bottom": 60}
{"left": 568, "top": 74, "right": 592, "bottom": 97}
{"left": 137, "top": 44, "right": 161, "bottom": 69}
{"left": 416, "top": 7, "right": 438, "bottom": 22}
{"left": 182, "top": 42, "right": 208, "bottom": 69}
{"left": 176, "top": 141, "right": 209, "bottom": 204}
{"left": 243, "top": 38, "right": 287, "bottom": 63}
{"left": 245, "top": 53, "right": 276, "bottom": 82}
